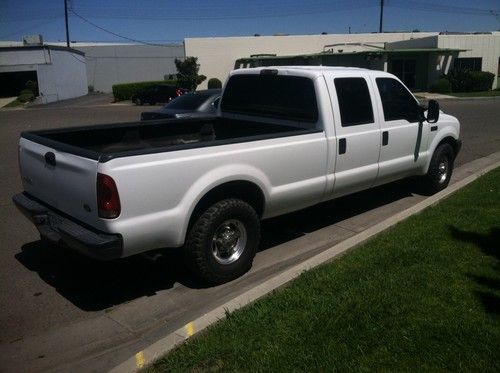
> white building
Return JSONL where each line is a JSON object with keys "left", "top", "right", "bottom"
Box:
{"left": 0, "top": 45, "right": 88, "bottom": 103}
{"left": 185, "top": 31, "right": 500, "bottom": 90}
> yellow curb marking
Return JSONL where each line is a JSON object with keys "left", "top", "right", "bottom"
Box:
{"left": 185, "top": 322, "right": 195, "bottom": 337}
{"left": 135, "top": 351, "right": 145, "bottom": 369}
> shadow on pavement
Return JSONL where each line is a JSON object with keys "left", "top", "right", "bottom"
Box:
{"left": 15, "top": 177, "right": 419, "bottom": 312}
{"left": 449, "top": 226, "right": 500, "bottom": 315}
{"left": 15, "top": 243, "right": 206, "bottom": 312}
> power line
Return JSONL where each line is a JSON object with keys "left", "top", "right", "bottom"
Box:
{"left": 69, "top": 1, "right": 377, "bottom": 21}
{"left": 70, "top": 10, "right": 175, "bottom": 47}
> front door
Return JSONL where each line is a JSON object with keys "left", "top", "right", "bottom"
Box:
{"left": 391, "top": 59, "right": 416, "bottom": 90}
{"left": 372, "top": 76, "right": 429, "bottom": 185}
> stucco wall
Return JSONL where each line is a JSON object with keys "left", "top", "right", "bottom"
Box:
{"left": 36, "top": 49, "right": 88, "bottom": 103}
{"left": 76, "top": 44, "right": 184, "bottom": 92}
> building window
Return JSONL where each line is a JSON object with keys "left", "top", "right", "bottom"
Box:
{"left": 453, "top": 57, "right": 482, "bottom": 71}
{"left": 334, "top": 78, "right": 374, "bottom": 127}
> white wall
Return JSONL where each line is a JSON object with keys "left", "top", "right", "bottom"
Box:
{"left": 75, "top": 44, "right": 184, "bottom": 92}
{"left": 438, "top": 33, "right": 500, "bottom": 88}
{"left": 36, "top": 49, "right": 88, "bottom": 103}
{"left": 185, "top": 32, "right": 438, "bottom": 89}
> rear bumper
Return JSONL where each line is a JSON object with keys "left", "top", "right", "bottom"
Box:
{"left": 13, "top": 193, "right": 123, "bottom": 260}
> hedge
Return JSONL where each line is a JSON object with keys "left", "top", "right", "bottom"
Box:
{"left": 444, "top": 70, "right": 495, "bottom": 92}
{"left": 112, "top": 80, "right": 177, "bottom": 101}
{"left": 429, "top": 78, "right": 452, "bottom": 94}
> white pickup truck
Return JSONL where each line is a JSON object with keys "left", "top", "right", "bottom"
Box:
{"left": 14, "top": 66, "right": 461, "bottom": 284}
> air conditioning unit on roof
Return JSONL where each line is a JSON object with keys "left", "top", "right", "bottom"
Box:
{"left": 23, "top": 35, "right": 43, "bottom": 46}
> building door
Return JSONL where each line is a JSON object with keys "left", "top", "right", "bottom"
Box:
{"left": 391, "top": 59, "right": 416, "bottom": 90}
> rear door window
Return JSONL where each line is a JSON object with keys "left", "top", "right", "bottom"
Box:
{"left": 334, "top": 77, "right": 374, "bottom": 127}
{"left": 221, "top": 74, "right": 318, "bottom": 124}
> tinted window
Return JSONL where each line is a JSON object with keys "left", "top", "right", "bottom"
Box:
{"left": 221, "top": 75, "right": 318, "bottom": 124}
{"left": 334, "top": 78, "right": 374, "bottom": 126}
{"left": 165, "top": 93, "right": 211, "bottom": 110}
{"left": 376, "top": 78, "right": 420, "bottom": 123}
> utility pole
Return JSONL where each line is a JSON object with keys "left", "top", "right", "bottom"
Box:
{"left": 379, "top": 0, "right": 384, "bottom": 33}
{"left": 64, "top": 0, "right": 70, "bottom": 47}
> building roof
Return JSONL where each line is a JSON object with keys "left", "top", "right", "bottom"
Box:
{"left": 236, "top": 47, "right": 466, "bottom": 63}
{"left": 0, "top": 45, "right": 85, "bottom": 56}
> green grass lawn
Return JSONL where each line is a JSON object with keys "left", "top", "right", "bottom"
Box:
{"left": 148, "top": 168, "right": 500, "bottom": 372}
{"left": 449, "top": 90, "right": 500, "bottom": 97}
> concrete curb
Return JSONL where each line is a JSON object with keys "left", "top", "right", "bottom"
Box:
{"left": 109, "top": 156, "right": 500, "bottom": 373}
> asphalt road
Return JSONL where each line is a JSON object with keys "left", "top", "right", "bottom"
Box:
{"left": 0, "top": 95, "right": 499, "bottom": 372}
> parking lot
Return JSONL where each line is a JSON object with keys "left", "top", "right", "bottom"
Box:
{"left": 0, "top": 95, "right": 499, "bottom": 372}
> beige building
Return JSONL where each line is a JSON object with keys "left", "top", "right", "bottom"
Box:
{"left": 185, "top": 31, "right": 500, "bottom": 90}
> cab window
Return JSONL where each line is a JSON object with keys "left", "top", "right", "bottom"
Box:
{"left": 334, "top": 77, "right": 374, "bottom": 127}
{"left": 376, "top": 78, "right": 421, "bottom": 123}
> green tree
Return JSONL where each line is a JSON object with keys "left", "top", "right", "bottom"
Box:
{"left": 175, "top": 57, "right": 206, "bottom": 91}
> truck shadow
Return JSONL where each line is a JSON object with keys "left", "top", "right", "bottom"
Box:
{"left": 16, "top": 177, "right": 419, "bottom": 312}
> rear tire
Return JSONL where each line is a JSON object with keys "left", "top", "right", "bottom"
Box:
{"left": 184, "top": 199, "right": 260, "bottom": 285}
{"left": 423, "top": 143, "right": 455, "bottom": 194}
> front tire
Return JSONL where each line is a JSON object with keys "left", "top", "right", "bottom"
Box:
{"left": 423, "top": 143, "right": 455, "bottom": 194}
{"left": 185, "top": 199, "right": 260, "bottom": 285}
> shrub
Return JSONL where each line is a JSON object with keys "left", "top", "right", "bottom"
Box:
{"left": 112, "top": 80, "right": 177, "bottom": 101}
{"left": 469, "top": 71, "right": 495, "bottom": 91}
{"left": 444, "top": 69, "right": 495, "bottom": 92}
{"left": 207, "top": 78, "right": 222, "bottom": 89}
{"left": 429, "top": 78, "right": 452, "bottom": 93}
{"left": 17, "top": 92, "right": 35, "bottom": 103}
{"left": 175, "top": 57, "right": 206, "bottom": 90}
{"left": 25, "top": 80, "right": 38, "bottom": 94}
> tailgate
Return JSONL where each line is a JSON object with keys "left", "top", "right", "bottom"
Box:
{"left": 19, "top": 137, "right": 100, "bottom": 227}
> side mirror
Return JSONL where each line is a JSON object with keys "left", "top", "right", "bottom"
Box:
{"left": 426, "top": 99, "right": 440, "bottom": 123}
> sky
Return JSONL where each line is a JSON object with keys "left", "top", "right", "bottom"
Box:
{"left": 0, "top": 0, "right": 499, "bottom": 44}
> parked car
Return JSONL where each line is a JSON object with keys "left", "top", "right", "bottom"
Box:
{"left": 141, "top": 89, "right": 221, "bottom": 120}
{"left": 14, "top": 66, "right": 461, "bottom": 285}
{"left": 132, "top": 84, "right": 187, "bottom": 105}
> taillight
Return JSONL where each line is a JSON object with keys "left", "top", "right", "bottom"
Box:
{"left": 97, "top": 173, "right": 121, "bottom": 219}
{"left": 176, "top": 89, "right": 182, "bottom": 96}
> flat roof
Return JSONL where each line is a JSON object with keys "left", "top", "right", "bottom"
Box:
{"left": 0, "top": 45, "right": 85, "bottom": 56}
{"left": 236, "top": 48, "right": 466, "bottom": 62}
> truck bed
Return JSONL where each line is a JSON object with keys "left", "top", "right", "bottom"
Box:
{"left": 21, "top": 117, "right": 319, "bottom": 162}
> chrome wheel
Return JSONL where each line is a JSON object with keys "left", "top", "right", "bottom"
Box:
{"left": 438, "top": 158, "right": 449, "bottom": 184}
{"left": 212, "top": 219, "right": 247, "bottom": 265}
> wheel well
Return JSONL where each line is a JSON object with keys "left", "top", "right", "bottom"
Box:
{"left": 188, "top": 181, "right": 265, "bottom": 229}
{"left": 437, "top": 136, "right": 459, "bottom": 158}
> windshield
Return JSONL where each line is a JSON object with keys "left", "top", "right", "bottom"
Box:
{"left": 164, "top": 93, "right": 211, "bottom": 110}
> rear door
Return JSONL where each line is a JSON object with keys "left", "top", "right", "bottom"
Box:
{"left": 19, "top": 137, "right": 100, "bottom": 225}
{"left": 327, "top": 75, "right": 381, "bottom": 198}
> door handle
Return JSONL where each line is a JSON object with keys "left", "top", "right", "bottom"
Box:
{"left": 382, "top": 131, "right": 389, "bottom": 146}
{"left": 339, "top": 138, "right": 346, "bottom": 154}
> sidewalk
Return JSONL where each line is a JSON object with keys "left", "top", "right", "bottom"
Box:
{"left": 0, "top": 97, "right": 17, "bottom": 108}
